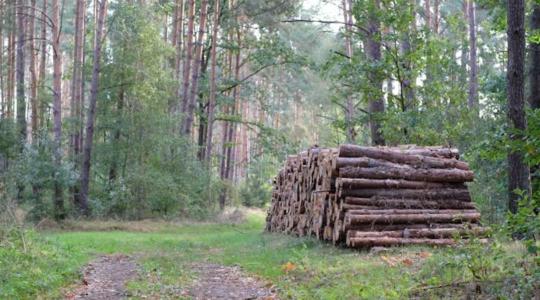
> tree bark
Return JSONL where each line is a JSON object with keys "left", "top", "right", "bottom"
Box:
{"left": 366, "top": 0, "right": 385, "bottom": 146}
{"left": 70, "top": 0, "right": 85, "bottom": 157}
{"left": 337, "top": 178, "right": 463, "bottom": 190}
{"left": 424, "top": 0, "right": 430, "bottom": 28}
{"left": 52, "top": 0, "right": 65, "bottom": 219}
{"left": 347, "top": 237, "right": 455, "bottom": 247}
{"left": 16, "top": 0, "right": 27, "bottom": 148}
{"left": 38, "top": 0, "right": 47, "bottom": 126}
{"left": 0, "top": 1, "right": 4, "bottom": 116}
{"left": 80, "top": 0, "right": 108, "bottom": 216}
{"left": 467, "top": 0, "right": 478, "bottom": 111}
{"left": 338, "top": 167, "right": 474, "bottom": 183}
{"left": 7, "top": 18, "right": 14, "bottom": 118}
{"left": 344, "top": 211, "right": 480, "bottom": 225}
{"left": 506, "top": 0, "right": 531, "bottom": 213}
{"left": 183, "top": 0, "right": 208, "bottom": 136}
{"left": 343, "top": 197, "right": 476, "bottom": 209}
{"left": 342, "top": 0, "right": 355, "bottom": 142}
{"left": 205, "top": 0, "right": 221, "bottom": 163}
{"left": 340, "top": 188, "right": 472, "bottom": 201}
{"left": 29, "top": 0, "right": 38, "bottom": 140}
{"left": 180, "top": 0, "right": 195, "bottom": 119}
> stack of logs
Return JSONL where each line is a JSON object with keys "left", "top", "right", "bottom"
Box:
{"left": 265, "top": 144, "right": 485, "bottom": 248}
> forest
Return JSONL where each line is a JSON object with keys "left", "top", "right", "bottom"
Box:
{"left": 0, "top": 0, "right": 539, "bottom": 299}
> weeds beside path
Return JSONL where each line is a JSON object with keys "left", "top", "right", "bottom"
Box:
{"left": 2, "top": 209, "right": 532, "bottom": 299}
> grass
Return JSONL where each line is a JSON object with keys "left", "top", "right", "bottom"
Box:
{"left": 1, "top": 209, "right": 536, "bottom": 299}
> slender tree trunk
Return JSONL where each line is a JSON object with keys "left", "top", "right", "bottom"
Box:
{"left": 400, "top": 0, "right": 415, "bottom": 112}
{"left": 29, "top": 0, "right": 38, "bottom": 140}
{"left": 0, "top": 1, "right": 5, "bottom": 117}
{"left": 80, "top": 0, "right": 108, "bottom": 217}
{"left": 71, "top": 0, "right": 85, "bottom": 156}
{"left": 108, "top": 87, "right": 124, "bottom": 184}
{"left": 507, "top": 0, "right": 531, "bottom": 213}
{"left": 52, "top": 0, "right": 65, "bottom": 219}
{"left": 71, "top": 0, "right": 86, "bottom": 205}
{"left": 467, "top": 0, "right": 478, "bottom": 111}
{"left": 183, "top": 0, "right": 208, "bottom": 136}
{"left": 424, "top": 0, "right": 430, "bottom": 28}
{"left": 433, "top": 0, "right": 439, "bottom": 34}
{"left": 16, "top": 0, "right": 26, "bottom": 147}
{"left": 180, "top": 0, "right": 195, "bottom": 118}
{"left": 366, "top": 0, "right": 385, "bottom": 146}
{"left": 342, "top": 0, "right": 355, "bottom": 143}
{"left": 7, "top": 16, "right": 14, "bottom": 118}
{"left": 461, "top": 0, "right": 469, "bottom": 85}
{"left": 530, "top": 3, "right": 540, "bottom": 110}
{"left": 205, "top": 0, "right": 221, "bottom": 163}
{"left": 38, "top": 0, "right": 47, "bottom": 126}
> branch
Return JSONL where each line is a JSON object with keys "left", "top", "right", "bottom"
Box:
{"left": 218, "top": 61, "right": 293, "bottom": 93}
{"left": 281, "top": 19, "right": 369, "bottom": 35}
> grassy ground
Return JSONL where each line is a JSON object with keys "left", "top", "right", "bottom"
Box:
{"left": 1, "top": 209, "right": 536, "bottom": 299}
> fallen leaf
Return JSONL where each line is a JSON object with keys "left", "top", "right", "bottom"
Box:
{"left": 401, "top": 258, "right": 414, "bottom": 266}
{"left": 281, "top": 262, "right": 296, "bottom": 273}
{"left": 380, "top": 255, "right": 397, "bottom": 267}
{"left": 418, "top": 251, "right": 432, "bottom": 259}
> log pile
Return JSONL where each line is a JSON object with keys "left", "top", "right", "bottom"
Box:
{"left": 265, "top": 144, "right": 485, "bottom": 248}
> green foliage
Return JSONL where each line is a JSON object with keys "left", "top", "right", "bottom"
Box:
{"left": 0, "top": 228, "right": 83, "bottom": 299}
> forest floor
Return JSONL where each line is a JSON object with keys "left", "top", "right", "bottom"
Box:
{"left": 8, "top": 208, "right": 524, "bottom": 299}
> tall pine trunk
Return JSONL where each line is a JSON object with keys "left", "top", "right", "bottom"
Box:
{"left": 180, "top": 0, "right": 195, "bottom": 121}
{"left": 366, "top": 0, "right": 385, "bottom": 146}
{"left": 80, "top": 0, "right": 108, "bottom": 216}
{"left": 1, "top": 2, "right": 5, "bottom": 117}
{"left": 38, "top": 0, "right": 48, "bottom": 126}
{"left": 16, "top": 0, "right": 26, "bottom": 148}
{"left": 506, "top": 0, "right": 531, "bottom": 213}
{"left": 467, "top": 0, "right": 478, "bottom": 111}
{"left": 342, "top": 0, "right": 355, "bottom": 143}
{"left": 52, "top": 0, "right": 65, "bottom": 219}
{"left": 205, "top": 0, "right": 221, "bottom": 163}
{"left": 71, "top": 0, "right": 86, "bottom": 206}
{"left": 183, "top": 0, "right": 208, "bottom": 136}
{"left": 29, "top": 0, "right": 38, "bottom": 140}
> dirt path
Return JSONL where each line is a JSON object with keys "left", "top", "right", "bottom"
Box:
{"left": 188, "top": 263, "right": 278, "bottom": 299}
{"left": 67, "top": 254, "right": 138, "bottom": 300}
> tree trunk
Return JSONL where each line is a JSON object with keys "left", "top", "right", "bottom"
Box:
{"left": 180, "top": 0, "right": 195, "bottom": 120}
{"left": 461, "top": 1, "right": 469, "bottom": 85}
{"left": 108, "top": 87, "right": 124, "bottom": 185}
{"left": 506, "top": 0, "right": 531, "bottom": 213}
{"left": 52, "top": 0, "right": 65, "bottom": 219}
{"left": 424, "top": 0, "right": 430, "bottom": 28}
{"left": 342, "top": 0, "right": 355, "bottom": 143}
{"left": 29, "top": 0, "right": 38, "bottom": 140}
{"left": 433, "top": 0, "right": 439, "bottom": 33}
{"left": 71, "top": 0, "right": 86, "bottom": 206}
{"left": 16, "top": 0, "right": 27, "bottom": 148}
{"left": 0, "top": 1, "right": 4, "bottom": 116}
{"left": 338, "top": 167, "right": 474, "bottom": 183}
{"left": 205, "top": 0, "right": 221, "bottom": 163}
{"left": 467, "top": 0, "right": 478, "bottom": 111}
{"left": 366, "top": 0, "right": 385, "bottom": 146}
{"left": 174, "top": 0, "right": 184, "bottom": 99}
{"left": 400, "top": 0, "right": 415, "bottom": 113}
{"left": 70, "top": 0, "right": 85, "bottom": 156}
{"left": 80, "top": 0, "right": 108, "bottom": 217}
{"left": 7, "top": 20, "right": 14, "bottom": 118}
{"left": 38, "top": 0, "right": 47, "bottom": 126}
{"left": 339, "top": 188, "right": 472, "bottom": 201}
{"left": 183, "top": 0, "right": 208, "bottom": 136}
{"left": 343, "top": 197, "right": 476, "bottom": 209}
